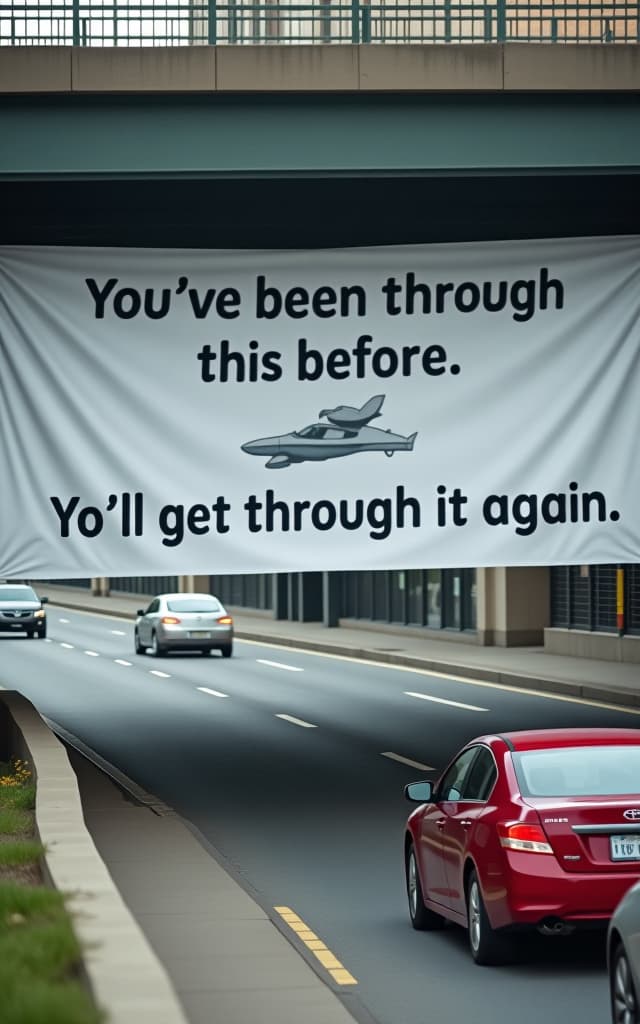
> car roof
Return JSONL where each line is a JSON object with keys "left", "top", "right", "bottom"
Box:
{"left": 490, "top": 728, "right": 640, "bottom": 752}
{"left": 155, "top": 593, "right": 220, "bottom": 600}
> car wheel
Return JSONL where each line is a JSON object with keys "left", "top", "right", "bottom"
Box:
{"left": 150, "top": 632, "right": 166, "bottom": 657}
{"left": 37, "top": 624, "right": 47, "bottom": 639}
{"left": 26, "top": 630, "right": 34, "bottom": 639}
{"left": 611, "top": 943, "right": 638, "bottom": 1024}
{"left": 466, "top": 869, "right": 509, "bottom": 965}
{"left": 221, "top": 644, "right": 233, "bottom": 659}
{"left": 135, "top": 629, "right": 145, "bottom": 655}
{"left": 406, "top": 842, "right": 445, "bottom": 931}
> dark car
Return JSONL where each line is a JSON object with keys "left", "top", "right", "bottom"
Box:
{"left": 404, "top": 728, "right": 640, "bottom": 965}
{"left": 608, "top": 878, "right": 640, "bottom": 1024}
{"left": 0, "top": 583, "right": 48, "bottom": 638}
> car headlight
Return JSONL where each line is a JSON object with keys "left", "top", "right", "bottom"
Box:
{"left": 34, "top": 609, "right": 46, "bottom": 619}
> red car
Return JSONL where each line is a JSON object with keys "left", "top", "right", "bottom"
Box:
{"left": 404, "top": 728, "right": 640, "bottom": 965}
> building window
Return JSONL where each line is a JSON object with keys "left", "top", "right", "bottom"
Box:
{"left": 340, "top": 567, "right": 475, "bottom": 632}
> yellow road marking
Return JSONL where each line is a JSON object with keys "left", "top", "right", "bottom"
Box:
{"left": 273, "top": 906, "right": 358, "bottom": 986}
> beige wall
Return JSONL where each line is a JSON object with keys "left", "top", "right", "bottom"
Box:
{"left": 477, "top": 567, "right": 549, "bottom": 647}
{"left": 1, "top": 43, "right": 639, "bottom": 95}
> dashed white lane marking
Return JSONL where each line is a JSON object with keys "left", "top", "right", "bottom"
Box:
{"left": 59, "top": 618, "right": 70, "bottom": 623}
{"left": 111, "top": 630, "right": 127, "bottom": 636}
{"left": 257, "top": 659, "right": 303, "bottom": 672}
{"left": 84, "top": 650, "right": 100, "bottom": 657}
{"left": 381, "top": 751, "right": 436, "bottom": 771}
{"left": 405, "top": 691, "right": 489, "bottom": 712}
{"left": 44, "top": 638, "right": 52, "bottom": 643}
{"left": 115, "top": 659, "right": 132, "bottom": 667}
{"left": 197, "top": 687, "right": 229, "bottom": 698}
{"left": 275, "top": 714, "right": 317, "bottom": 728}
{"left": 60, "top": 643, "right": 74, "bottom": 649}
{"left": 150, "top": 670, "right": 171, "bottom": 678}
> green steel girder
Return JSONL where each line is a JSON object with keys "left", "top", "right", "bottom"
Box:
{"left": 2, "top": 92, "right": 640, "bottom": 180}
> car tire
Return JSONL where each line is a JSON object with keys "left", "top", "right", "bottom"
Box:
{"left": 37, "top": 624, "right": 46, "bottom": 639}
{"left": 466, "top": 869, "right": 509, "bottom": 966}
{"left": 26, "top": 630, "right": 34, "bottom": 639}
{"left": 150, "top": 632, "right": 166, "bottom": 657}
{"left": 611, "top": 942, "right": 638, "bottom": 1024}
{"left": 406, "top": 842, "right": 445, "bottom": 931}
{"left": 135, "top": 629, "right": 145, "bottom": 655}
{"left": 221, "top": 644, "right": 233, "bottom": 659}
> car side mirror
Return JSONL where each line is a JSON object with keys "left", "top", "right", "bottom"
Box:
{"left": 137, "top": 609, "right": 145, "bottom": 616}
{"left": 40, "top": 596, "right": 49, "bottom": 604}
{"left": 404, "top": 781, "right": 434, "bottom": 804}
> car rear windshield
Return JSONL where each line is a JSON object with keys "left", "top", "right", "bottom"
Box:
{"left": 513, "top": 746, "right": 640, "bottom": 797}
{"left": 0, "top": 587, "right": 38, "bottom": 602}
{"left": 166, "top": 598, "right": 221, "bottom": 613}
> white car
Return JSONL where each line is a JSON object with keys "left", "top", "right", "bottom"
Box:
{"left": 134, "top": 593, "right": 233, "bottom": 658}
{"left": 608, "top": 877, "right": 640, "bottom": 1024}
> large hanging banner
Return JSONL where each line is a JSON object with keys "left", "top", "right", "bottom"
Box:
{"left": 1, "top": 237, "right": 639, "bottom": 578}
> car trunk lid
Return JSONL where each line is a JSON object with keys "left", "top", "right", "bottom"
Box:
{"left": 523, "top": 796, "right": 640, "bottom": 873}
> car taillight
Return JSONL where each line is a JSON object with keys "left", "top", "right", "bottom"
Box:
{"left": 217, "top": 616, "right": 233, "bottom": 625}
{"left": 497, "top": 822, "right": 553, "bottom": 854}
{"left": 161, "top": 616, "right": 181, "bottom": 625}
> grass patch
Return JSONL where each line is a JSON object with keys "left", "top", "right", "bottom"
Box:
{"left": 0, "top": 758, "right": 103, "bottom": 1024}
{"left": 0, "top": 842, "right": 46, "bottom": 867}
{"left": 0, "top": 806, "right": 33, "bottom": 836}
{"left": 0, "top": 784, "right": 36, "bottom": 811}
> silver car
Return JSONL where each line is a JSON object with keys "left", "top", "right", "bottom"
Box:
{"left": 608, "top": 878, "right": 640, "bottom": 1024}
{"left": 0, "top": 583, "right": 48, "bottom": 639}
{"left": 134, "top": 593, "right": 233, "bottom": 658}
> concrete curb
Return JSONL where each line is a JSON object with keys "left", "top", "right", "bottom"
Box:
{"left": 45, "top": 596, "right": 640, "bottom": 712}
{"left": 0, "top": 690, "right": 190, "bottom": 1024}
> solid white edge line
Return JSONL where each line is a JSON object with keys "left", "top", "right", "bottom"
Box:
{"left": 257, "top": 659, "right": 303, "bottom": 672}
{"left": 150, "top": 670, "right": 171, "bottom": 678}
{"left": 275, "top": 714, "right": 317, "bottom": 729}
{"left": 83, "top": 650, "right": 100, "bottom": 657}
{"left": 197, "top": 687, "right": 229, "bottom": 698}
{"left": 115, "top": 659, "right": 132, "bottom": 667}
{"left": 381, "top": 752, "right": 436, "bottom": 772}
{"left": 405, "top": 691, "right": 489, "bottom": 712}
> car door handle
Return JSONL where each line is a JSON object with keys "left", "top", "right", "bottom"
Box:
{"left": 436, "top": 819, "right": 446, "bottom": 831}
{"left": 459, "top": 819, "right": 472, "bottom": 829}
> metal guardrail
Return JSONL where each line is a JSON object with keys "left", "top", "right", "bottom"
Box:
{"left": 1, "top": 0, "right": 637, "bottom": 45}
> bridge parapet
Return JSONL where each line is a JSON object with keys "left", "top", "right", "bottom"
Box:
{"left": 1, "top": 41, "right": 640, "bottom": 93}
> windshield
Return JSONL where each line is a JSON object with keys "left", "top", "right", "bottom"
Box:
{"left": 166, "top": 598, "right": 221, "bottom": 613}
{"left": 0, "top": 587, "right": 39, "bottom": 602}
{"left": 513, "top": 745, "right": 640, "bottom": 797}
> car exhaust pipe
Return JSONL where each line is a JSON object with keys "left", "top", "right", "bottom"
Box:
{"left": 538, "top": 917, "right": 575, "bottom": 937}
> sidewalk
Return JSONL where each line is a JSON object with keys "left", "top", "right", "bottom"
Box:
{"left": 39, "top": 584, "right": 640, "bottom": 709}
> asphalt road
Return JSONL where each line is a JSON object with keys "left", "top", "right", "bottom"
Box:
{"left": 2, "top": 607, "right": 638, "bottom": 1024}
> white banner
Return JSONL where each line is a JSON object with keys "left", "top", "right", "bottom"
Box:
{"left": 1, "top": 237, "right": 639, "bottom": 578}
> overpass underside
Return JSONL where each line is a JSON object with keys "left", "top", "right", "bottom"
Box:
{"left": 1, "top": 45, "right": 639, "bottom": 246}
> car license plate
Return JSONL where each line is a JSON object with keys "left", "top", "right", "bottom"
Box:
{"left": 189, "top": 631, "right": 210, "bottom": 639}
{"left": 610, "top": 835, "right": 640, "bottom": 861}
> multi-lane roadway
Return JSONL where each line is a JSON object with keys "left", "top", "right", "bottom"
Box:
{"left": 2, "top": 606, "right": 637, "bottom": 1024}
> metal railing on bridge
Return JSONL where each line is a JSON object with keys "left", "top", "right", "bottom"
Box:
{"left": 1, "top": 0, "right": 638, "bottom": 46}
